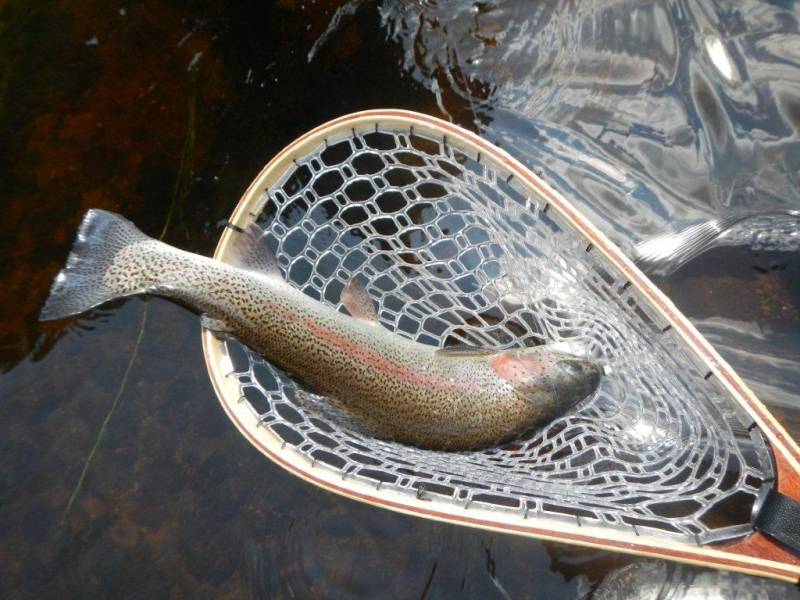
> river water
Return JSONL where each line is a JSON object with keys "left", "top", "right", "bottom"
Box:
{"left": 1, "top": 1, "right": 799, "bottom": 597}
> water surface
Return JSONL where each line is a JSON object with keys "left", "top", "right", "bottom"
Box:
{"left": 2, "top": 1, "right": 799, "bottom": 597}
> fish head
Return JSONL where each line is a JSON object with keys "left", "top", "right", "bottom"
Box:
{"left": 490, "top": 348, "right": 601, "bottom": 417}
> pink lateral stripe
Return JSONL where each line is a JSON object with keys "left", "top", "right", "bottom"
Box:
{"left": 303, "top": 318, "right": 472, "bottom": 393}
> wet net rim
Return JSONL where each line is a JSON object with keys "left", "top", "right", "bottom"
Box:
{"left": 200, "top": 109, "right": 800, "bottom": 581}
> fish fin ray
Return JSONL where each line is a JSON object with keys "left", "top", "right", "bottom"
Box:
{"left": 342, "top": 278, "right": 379, "bottom": 322}
{"left": 228, "top": 222, "right": 281, "bottom": 276}
{"left": 39, "top": 209, "right": 152, "bottom": 321}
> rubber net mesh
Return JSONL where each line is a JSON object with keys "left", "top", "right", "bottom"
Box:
{"left": 223, "top": 125, "right": 774, "bottom": 544}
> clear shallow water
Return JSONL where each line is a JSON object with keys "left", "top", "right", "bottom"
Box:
{"left": 1, "top": 1, "right": 799, "bottom": 598}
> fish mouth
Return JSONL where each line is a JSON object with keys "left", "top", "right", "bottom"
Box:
{"left": 551, "top": 358, "right": 602, "bottom": 414}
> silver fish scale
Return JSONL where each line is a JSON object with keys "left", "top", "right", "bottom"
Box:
{"left": 225, "top": 127, "right": 774, "bottom": 544}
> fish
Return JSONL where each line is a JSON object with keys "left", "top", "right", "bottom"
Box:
{"left": 632, "top": 210, "right": 800, "bottom": 276}
{"left": 39, "top": 209, "right": 601, "bottom": 450}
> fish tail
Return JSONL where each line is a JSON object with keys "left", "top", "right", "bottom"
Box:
{"left": 40, "top": 209, "right": 154, "bottom": 320}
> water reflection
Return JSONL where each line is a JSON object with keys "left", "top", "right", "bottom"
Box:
{"left": 594, "top": 559, "right": 800, "bottom": 599}
{"left": 1, "top": 0, "right": 799, "bottom": 598}
{"left": 382, "top": 0, "right": 800, "bottom": 255}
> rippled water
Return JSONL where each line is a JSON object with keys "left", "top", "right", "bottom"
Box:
{"left": 382, "top": 0, "right": 800, "bottom": 433}
{"left": 383, "top": 1, "right": 800, "bottom": 248}
{"left": 1, "top": 1, "right": 799, "bottom": 598}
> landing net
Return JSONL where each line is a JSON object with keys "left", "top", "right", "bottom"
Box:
{"left": 220, "top": 120, "right": 774, "bottom": 545}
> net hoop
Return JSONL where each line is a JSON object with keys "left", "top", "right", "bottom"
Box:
{"left": 202, "top": 110, "right": 800, "bottom": 581}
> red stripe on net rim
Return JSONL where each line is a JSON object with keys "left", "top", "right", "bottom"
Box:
{"left": 201, "top": 110, "right": 800, "bottom": 582}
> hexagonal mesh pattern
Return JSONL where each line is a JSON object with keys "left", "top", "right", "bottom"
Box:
{"left": 222, "top": 125, "right": 774, "bottom": 545}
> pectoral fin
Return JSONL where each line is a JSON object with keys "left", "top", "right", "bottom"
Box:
{"left": 342, "top": 278, "right": 379, "bottom": 323}
{"left": 228, "top": 222, "right": 281, "bottom": 277}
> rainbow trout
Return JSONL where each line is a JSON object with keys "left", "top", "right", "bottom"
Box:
{"left": 40, "top": 210, "right": 601, "bottom": 450}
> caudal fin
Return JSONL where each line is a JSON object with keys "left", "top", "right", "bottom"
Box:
{"left": 40, "top": 209, "right": 152, "bottom": 321}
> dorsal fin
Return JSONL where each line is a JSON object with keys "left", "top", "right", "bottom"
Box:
{"left": 227, "top": 222, "right": 280, "bottom": 276}
{"left": 436, "top": 344, "right": 496, "bottom": 357}
{"left": 342, "top": 278, "right": 379, "bottom": 323}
